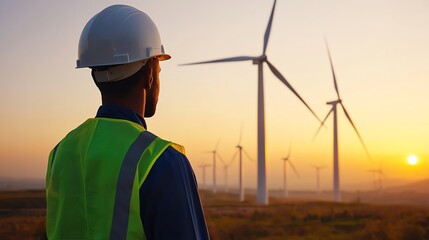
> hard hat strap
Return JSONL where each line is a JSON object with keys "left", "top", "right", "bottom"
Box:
{"left": 93, "top": 60, "right": 148, "bottom": 83}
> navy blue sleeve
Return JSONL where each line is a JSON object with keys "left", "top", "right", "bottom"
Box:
{"left": 139, "top": 146, "right": 210, "bottom": 240}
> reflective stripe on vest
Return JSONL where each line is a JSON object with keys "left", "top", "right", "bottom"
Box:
{"left": 110, "top": 131, "right": 156, "bottom": 240}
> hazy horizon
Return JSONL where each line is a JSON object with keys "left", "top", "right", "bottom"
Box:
{"left": 0, "top": 175, "right": 427, "bottom": 194}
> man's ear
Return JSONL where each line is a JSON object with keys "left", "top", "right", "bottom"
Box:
{"left": 147, "top": 67, "right": 154, "bottom": 89}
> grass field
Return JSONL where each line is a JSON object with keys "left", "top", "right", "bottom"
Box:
{"left": 0, "top": 190, "right": 45, "bottom": 240}
{"left": 201, "top": 190, "right": 429, "bottom": 240}
{"left": 1, "top": 189, "right": 429, "bottom": 239}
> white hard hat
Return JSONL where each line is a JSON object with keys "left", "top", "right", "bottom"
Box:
{"left": 76, "top": 4, "right": 170, "bottom": 78}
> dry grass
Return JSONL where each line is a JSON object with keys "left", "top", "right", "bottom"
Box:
{"left": 1, "top": 189, "right": 429, "bottom": 239}
{"left": 201, "top": 190, "right": 429, "bottom": 240}
{"left": 0, "top": 190, "right": 46, "bottom": 240}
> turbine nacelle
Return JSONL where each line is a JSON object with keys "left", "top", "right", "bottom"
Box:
{"left": 253, "top": 55, "right": 268, "bottom": 64}
{"left": 327, "top": 99, "right": 342, "bottom": 105}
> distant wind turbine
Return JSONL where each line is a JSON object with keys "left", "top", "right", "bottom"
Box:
{"left": 181, "top": 0, "right": 322, "bottom": 205}
{"left": 312, "top": 165, "right": 327, "bottom": 194}
{"left": 204, "top": 140, "right": 223, "bottom": 193}
{"left": 313, "top": 40, "right": 371, "bottom": 202}
{"left": 230, "top": 125, "right": 254, "bottom": 201}
{"left": 281, "top": 145, "right": 300, "bottom": 197}
{"left": 217, "top": 151, "right": 232, "bottom": 193}
{"left": 221, "top": 161, "right": 232, "bottom": 193}
{"left": 367, "top": 169, "right": 383, "bottom": 192}
{"left": 198, "top": 164, "right": 211, "bottom": 189}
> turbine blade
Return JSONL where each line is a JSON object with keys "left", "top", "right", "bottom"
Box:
{"left": 215, "top": 139, "right": 220, "bottom": 151}
{"left": 288, "top": 161, "right": 300, "bottom": 178}
{"left": 282, "top": 144, "right": 291, "bottom": 160}
{"left": 216, "top": 152, "right": 226, "bottom": 166}
{"left": 263, "top": 0, "right": 277, "bottom": 55}
{"left": 243, "top": 148, "right": 255, "bottom": 162}
{"left": 266, "top": 60, "right": 323, "bottom": 124}
{"left": 312, "top": 164, "right": 327, "bottom": 170}
{"left": 340, "top": 103, "right": 371, "bottom": 160}
{"left": 325, "top": 39, "right": 341, "bottom": 100}
{"left": 238, "top": 123, "right": 244, "bottom": 145}
{"left": 179, "top": 56, "right": 256, "bottom": 66}
{"left": 312, "top": 108, "right": 333, "bottom": 141}
{"left": 229, "top": 150, "right": 238, "bottom": 166}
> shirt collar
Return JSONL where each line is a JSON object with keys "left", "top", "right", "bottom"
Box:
{"left": 95, "top": 104, "right": 147, "bottom": 129}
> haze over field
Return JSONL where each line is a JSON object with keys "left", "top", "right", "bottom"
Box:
{"left": 0, "top": 0, "right": 428, "bottom": 192}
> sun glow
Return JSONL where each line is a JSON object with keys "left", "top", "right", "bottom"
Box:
{"left": 407, "top": 155, "right": 418, "bottom": 165}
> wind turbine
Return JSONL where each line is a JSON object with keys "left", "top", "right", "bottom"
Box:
{"left": 198, "top": 164, "right": 211, "bottom": 189}
{"left": 367, "top": 169, "right": 383, "bottom": 192}
{"left": 281, "top": 145, "right": 300, "bottom": 197}
{"left": 204, "top": 140, "right": 223, "bottom": 193}
{"left": 181, "top": 0, "right": 322, "bottom": 205}
{"left": 313, "top": 41, "right": 371, "bottom": 202}
{"left": 312, "top": 165, "right": 327, "bottom": 194}
{"left": 221, "top": 160, "right": 233, "bottom": 193}
{"left": 217, "top": 150, "right": 233, "bottom": 193}
{"left": 231, "top": 125, "right": 254, "bottom": 201}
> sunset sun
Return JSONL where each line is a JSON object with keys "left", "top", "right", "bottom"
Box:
{"left": 407, "top": 155, "right": 418, "bottom": 165}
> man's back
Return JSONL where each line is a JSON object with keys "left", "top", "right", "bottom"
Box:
{"left": 46, "top": 118, "right": 151, "bottom": 238}
{"left": 46, "top": 108, "right": 209, "bottom": 239}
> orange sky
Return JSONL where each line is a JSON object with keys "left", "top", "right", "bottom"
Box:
{"left": 0, "top": 0, "right": 428, "bottom": 191}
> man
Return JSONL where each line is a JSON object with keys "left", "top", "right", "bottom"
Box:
{"left": 46, "top": 5, "right": 209, "bottom": 239}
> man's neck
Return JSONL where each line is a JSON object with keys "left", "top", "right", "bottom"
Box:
{"left": 101, "top": 93, "right": 145, "bottom": 117}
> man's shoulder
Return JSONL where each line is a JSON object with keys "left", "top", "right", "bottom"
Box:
{"left": 54, "top": 119, "right": 95, "bottom": 146}
{"left": 140, "top": 144, "right": 194, "bottom": 190}
{"left": 153, "top": 145, "right": 191, "bottom": 172}
{"left": 163, "top": 144, "right": 185, "bottom": 155}
{"left": 53, "top": 118, "right": 146, "bottom": 151}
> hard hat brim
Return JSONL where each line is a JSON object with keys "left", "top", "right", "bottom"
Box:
{"left": 158, "top": 54, "right": 171, "bottom": 61}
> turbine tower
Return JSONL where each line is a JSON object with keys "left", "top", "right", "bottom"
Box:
{"left": 231, "top": 125, "right": 254, "bottom": 201}
{"left": 198, "top": 164, "right": 211, "bottom": 189}
{"left": 236, "top": 144, "right": 244, "bottom": 200}
{"left": 281, "top": 145, "right": 299, "bottom": 197}
{"left": 313, "top": 41, "right": 370, "bottom": 202}
{"left": 181, "top": 0, "right": 322, "bottom": 205}
{"left": 312, "top": 165, "right": 327, "bottom": 194}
